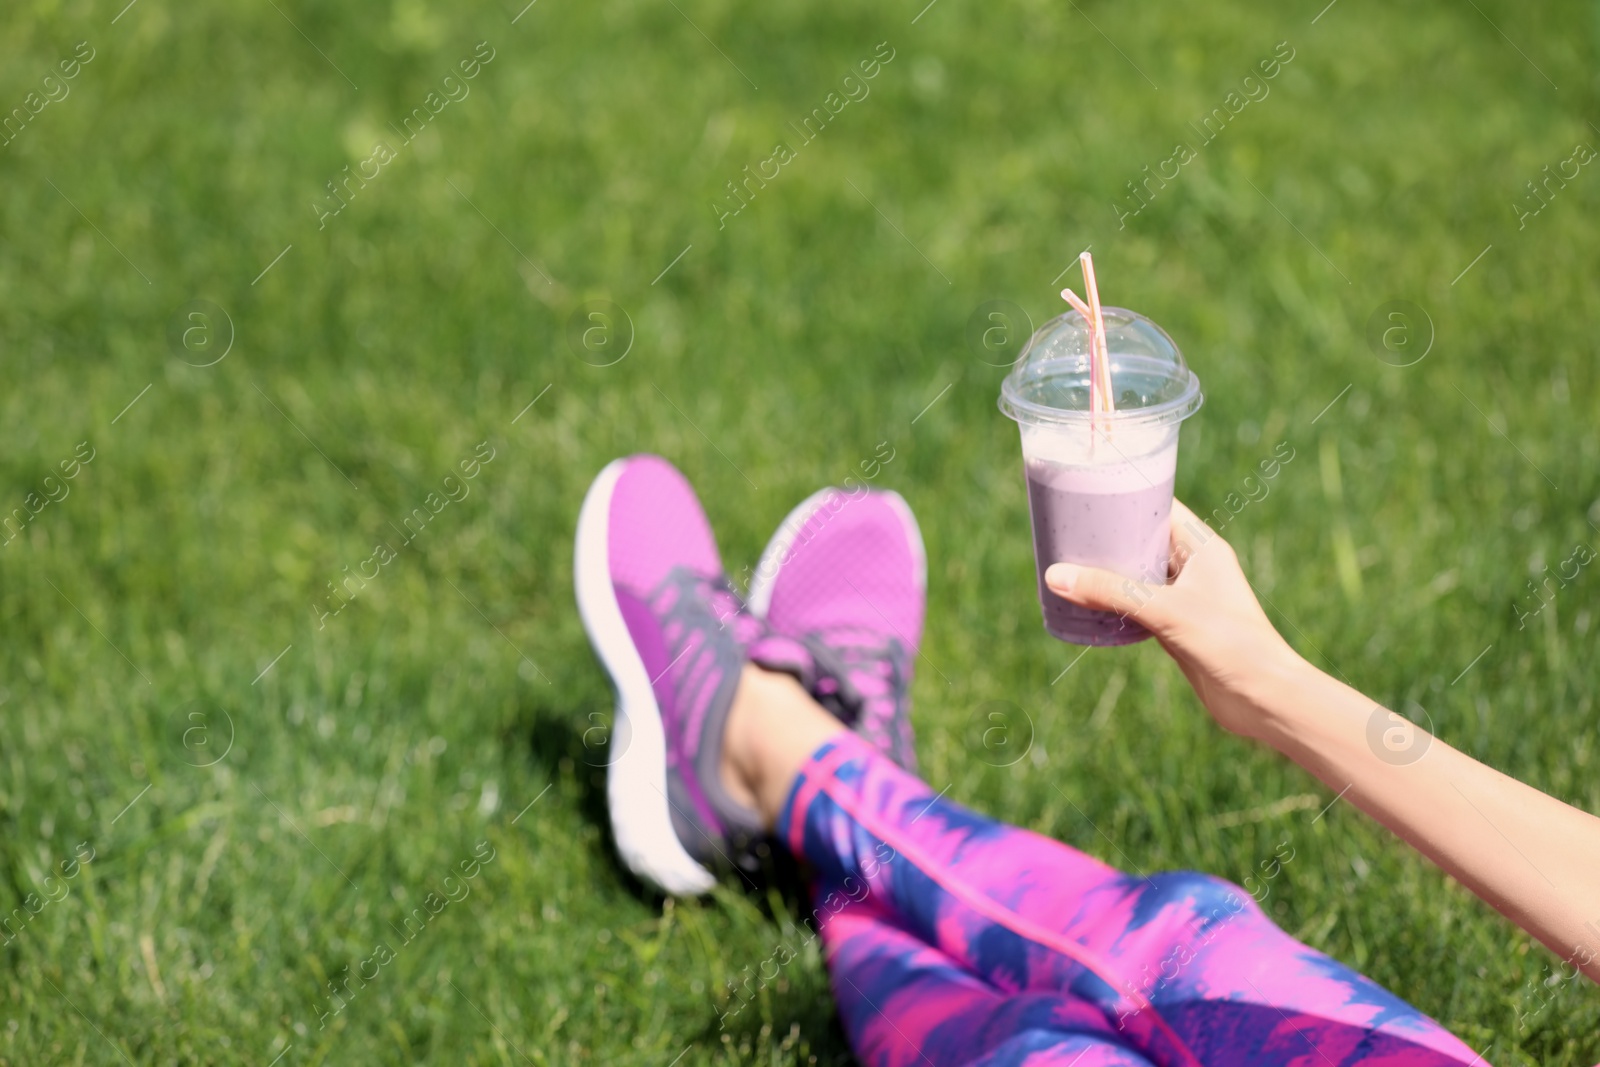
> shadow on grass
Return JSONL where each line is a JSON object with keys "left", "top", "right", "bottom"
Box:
{"left": 519, "top": 654, "right": 856, "bottom": 1061}
{"left": 691, "top": 975, "right": 855, "bottom": 1066}
{"left": 518, "top": 650, "right": 821, "bottom": 906}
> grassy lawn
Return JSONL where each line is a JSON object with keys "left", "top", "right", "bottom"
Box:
{"left": 2, "top": 0, "right": 1598, "bottom": 1062}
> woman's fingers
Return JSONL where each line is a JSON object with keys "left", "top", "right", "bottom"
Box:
{"left": 1042, "top": 502, "right": 1225, "bottom": 631}
{"left": 1044, "top": 562, "right": 1169, "bottom": 626}
{"left": 1169, "top": 499, "right": 1214, "bottom": 558}
{"left": 1167, "top": 499, "right": 1240, "bottom": 581}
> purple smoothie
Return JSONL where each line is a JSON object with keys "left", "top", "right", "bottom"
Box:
{"left": 999, "top": 310, "right": 1202, "bottom": 645}
{"left": 1024, "top": 456, "right": 1174, "bottom": 645}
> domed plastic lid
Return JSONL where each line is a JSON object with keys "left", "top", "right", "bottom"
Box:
{"left": 998, "top": 307, "right": 1203, "bottom": 428}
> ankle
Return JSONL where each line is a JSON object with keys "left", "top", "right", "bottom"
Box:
{"left": 723, "top": 666, "right": 804, "bottom": 799}
{"left": 719, "top": 669, "right": 767, "bottom": 811}
{"left": 722, "top": 664, "right": 846, "bottom": 829}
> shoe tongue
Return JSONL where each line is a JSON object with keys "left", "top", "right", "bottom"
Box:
{"left": 746, "top": 632, "right": 816, "bottom": 679}
{"left": 749, "top": 631, "right": 866, "bottom": 727}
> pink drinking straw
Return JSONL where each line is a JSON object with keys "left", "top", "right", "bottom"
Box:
{"left": 1079, "top": 253, "right": 1115, "bottom": 420}
{"left": 1058, "top": 287, "right": 1101, "bottom": 415}
{"left": 1060, "top": 255, "right": 1116, "bottom": 439}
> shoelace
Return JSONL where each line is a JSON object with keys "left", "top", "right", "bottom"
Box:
{"left": 651, "top": 571, "right": 913, "bottom": 763}
{"left": 649, "top": 569, "right": 766, "bottom": 677}
{"left": 644, "top": 568, "right": 769, "bottom": 862}
{"left": 700, "top": 576, "right": 766, "bottom": 647}
{"left": 803, "top": 628, "right": 911, "bottom": 757}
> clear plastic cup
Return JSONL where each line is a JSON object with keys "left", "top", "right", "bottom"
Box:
{"left": 998, "top": 307, "right": 1203, "bottom": 645}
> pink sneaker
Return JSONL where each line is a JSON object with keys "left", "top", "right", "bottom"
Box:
{"left": 574, "top": 455, "right": 766, "bottom": 895}
{"left": 747, "top": 487, "right": 927, "bottom": 770}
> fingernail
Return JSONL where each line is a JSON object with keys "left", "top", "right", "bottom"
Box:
{"left": 1045, "top": 563, "right": 1078, "bottom": 593}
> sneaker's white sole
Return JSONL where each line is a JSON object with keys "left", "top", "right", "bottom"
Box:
{"left": 574, "top": 459, "right": 717, "bottom": 896}
{"left": 748, "top": 486, "right": 927, "bottom": 617}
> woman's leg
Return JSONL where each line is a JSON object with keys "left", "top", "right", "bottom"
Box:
{"left": 731, "top": 668, "right": 1486, "bottom": 1066}
{"left": 816, "top": 882, "right": 1158, "bottom": 1067}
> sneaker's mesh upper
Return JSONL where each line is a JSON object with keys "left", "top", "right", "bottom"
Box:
{"left": 600, "top": 455, "right": 766, "bottom": 875}
{"left": 760, "top": 490, "right": 924, "bottom": 771}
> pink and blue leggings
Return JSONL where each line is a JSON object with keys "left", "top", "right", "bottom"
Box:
{"left": 777, "top": 734, "right": 1483, "bottom": 1067}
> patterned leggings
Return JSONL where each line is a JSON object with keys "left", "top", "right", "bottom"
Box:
{"left": 777, "top": 734, "right": 1483, "bottom": 1067}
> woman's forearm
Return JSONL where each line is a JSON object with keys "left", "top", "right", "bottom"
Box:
{"left": 1044, "top": 506, "right": 1600, "bottom": 982}
{"left": 1255, "top": 656, "right": 1600, "bottom": 982}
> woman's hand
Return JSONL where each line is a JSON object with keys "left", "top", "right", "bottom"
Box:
{"left": 1043, "top": 500, "right": 1303, "bottom": 740}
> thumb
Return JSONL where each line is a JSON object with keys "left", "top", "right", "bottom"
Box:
{"left": 1044, "top": 562, "right": 1168, "bottom": 626}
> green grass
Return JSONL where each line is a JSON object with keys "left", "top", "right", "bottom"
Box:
{"left": 2, "top": 0, "right": 1599, "bottom": 1062}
